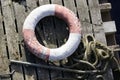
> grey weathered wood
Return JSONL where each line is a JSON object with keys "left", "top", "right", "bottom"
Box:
{"left": 63, "top": 0, "right": 76, "bottom": 14}
{"left": 26, "top": 0, "right": 38, "bottom": 13}
{"left": 88, "top": 0, "right": 107, "bottom": 44}
{"left": 88, "top": 0, "right": 114, "bottom": 80}
{"left": 100, "top": 3, "right": 111, "bottom": 12}
{"left": 39, "top": 0, "right": 49, "bottom": 5}
{"left": 20, "top": 0, "right": 39, "bottom": 80}
{"left": 76, "top": 0, "right": 93, "bottom": 35}
{"left": 0, "top": 3, "right": 10, "bottom": 80}
{"left": 12, "top": 1, "right": 37, "bottom": 80}
{"left": 103, "top": 21, "right": 116, "bottom": 34}
{"left": 51, "top": 0, "right": 63, "bottom": 5}
{"left": 12, "top": 0, "right": 27, "bottom": 61}
{"left": 1, "top": 0, "right": 24, "bottom": 80}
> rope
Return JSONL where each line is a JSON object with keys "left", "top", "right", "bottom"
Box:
{"left": 54, "top": 34, "right": 120, "bottom": 80}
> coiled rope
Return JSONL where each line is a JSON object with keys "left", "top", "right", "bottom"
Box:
{"left": 53, "top": 34, "right": 120, "bottom": 80}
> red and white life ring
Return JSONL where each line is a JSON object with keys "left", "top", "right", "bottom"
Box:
{"left": 23, "top": 4, "right": 81, "bottom": 61}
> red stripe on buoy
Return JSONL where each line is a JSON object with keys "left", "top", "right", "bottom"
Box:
{"left": 55, "top": 4, "right": 81, "bottom": 34}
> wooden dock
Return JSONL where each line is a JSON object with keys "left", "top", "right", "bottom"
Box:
{"left": 0, "top": 0, "right": 118, "bottom": 80}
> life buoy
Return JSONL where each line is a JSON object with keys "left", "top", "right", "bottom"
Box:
{"left": 23, "top": 4, "right": 81, "bottom": 61}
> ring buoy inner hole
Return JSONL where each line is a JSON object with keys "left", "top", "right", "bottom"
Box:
{"left": 35, "top": 16, "right": 69, "bottom": 48}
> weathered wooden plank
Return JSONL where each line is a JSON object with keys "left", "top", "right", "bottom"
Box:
{"left": 88, "top": 0, "right": 107, "bottom": 44}
{"left": 76, "top": 0, "right": 93, "bottom": 35}
{"left": 12, "top": 1, "right": 27, "bottom": 40}
{"left": 39, "top": 0, "right": 49, "bottom": 5}
{"left": 21, "top": 0, "right": 38, "bottom": 80}
{"left": 23, "top": 49, "right": 38, "bottom": 80}
{"left": 0, "top": 3, "right": 10, "bottom": 80}
{"left": 51, "top": 0, "right": 63, "bottom": 5}
{"left": 12, "top": 0, "right": 27, "bottom": 61}
{"left": 63, "top": 0, "right": 76, "bottom": 14}
{"left": 26, "top": 0, "right": 38, "bottom": 13}
{"left": 1, "top": 0, "right": 24, "bottom": 80}
{"left": 100, "top": 3, "right": 111, "bottom": 12}
{"left": 103, "top": 21, "right": 116, "bottom": 34}
{"left": 88, "top": 0, "right": 114, "bottom": 80}
{"left": 12, "top": 1, "right": 37, "bottom": 80}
